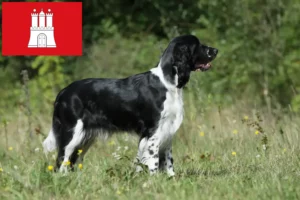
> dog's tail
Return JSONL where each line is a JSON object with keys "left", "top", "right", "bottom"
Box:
{"left": 43, "top": 99, "right": 62, "bottom": 154}
{"left": 43, "top": 128, "right": 57, "bottom": 154}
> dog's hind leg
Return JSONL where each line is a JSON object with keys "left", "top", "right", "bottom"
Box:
{"left": 59, "top": 119, "right": 86, "bottom": 173}
{"left": 69, "top": 134, "right": 96, "bottom": 170}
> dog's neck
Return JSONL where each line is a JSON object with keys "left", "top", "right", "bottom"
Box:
{"left": 151, "top": 62, "right": 179, "bottom": 92}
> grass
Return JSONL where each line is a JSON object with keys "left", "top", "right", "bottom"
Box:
{"left": 1, "top": 93, "right": 300, "bottom": 200}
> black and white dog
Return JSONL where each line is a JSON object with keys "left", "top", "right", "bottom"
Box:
{"left": 43, "top": 35, "right": 218, "bottom": 176}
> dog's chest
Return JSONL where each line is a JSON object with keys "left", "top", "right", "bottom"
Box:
{"left": 159, "top": 89, "right": 184, "bottom": 138}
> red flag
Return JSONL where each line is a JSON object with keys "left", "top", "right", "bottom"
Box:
{"left": 2, "top": 2, "right": 82, "bottom": 56}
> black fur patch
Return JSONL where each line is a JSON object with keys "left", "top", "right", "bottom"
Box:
{"left": 149, "top": 150, "right": 154, "bottom": 155}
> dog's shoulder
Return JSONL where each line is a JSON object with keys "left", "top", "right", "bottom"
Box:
{"left": 126, "top": 71, "right": 166, "bottom": 89}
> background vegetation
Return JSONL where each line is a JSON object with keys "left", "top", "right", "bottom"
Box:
{"left": 1, "top": 0, "right": 300, "bottom": 199}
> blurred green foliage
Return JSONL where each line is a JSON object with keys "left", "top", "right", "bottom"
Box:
{"left": 1, "top": 0, "right": 300, "bottom": 112}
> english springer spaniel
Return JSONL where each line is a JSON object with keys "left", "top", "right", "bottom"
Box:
{"left": 43, "top": 35, "right": 218, "bottom": 176}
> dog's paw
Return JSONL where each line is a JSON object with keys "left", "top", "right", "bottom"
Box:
{"left": 167, "top": 170, "right": 175, "bottom": 177}
{"left": 135, "top": 165, "right": 144, "bottom": 173}
{"left": 59, "top": 165, "right": 69, "bottom": 174}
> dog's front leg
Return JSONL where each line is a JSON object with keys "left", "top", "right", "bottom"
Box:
{"left": 159, "top": 141, "right": 175, "bottom": 177}
{"left": 164, "top": 146, "right": 175, "bottom": 176}
{"left": 147, "top": 136, "right": 160, "bottom": 175}
{"left": 138, "top": 136, "right": 160, "bottom": 175}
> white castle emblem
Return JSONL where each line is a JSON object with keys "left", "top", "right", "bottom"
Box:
{"left": 28, "top": 8, "right": 56, "bottom": 48}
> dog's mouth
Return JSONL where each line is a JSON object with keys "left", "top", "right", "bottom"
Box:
{"left": 194, "top": 62, "right": 211, "bottom": 72}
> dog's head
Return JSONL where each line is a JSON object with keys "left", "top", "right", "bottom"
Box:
{"left": 160, "top": 35, "right": 218, "bottom": 88}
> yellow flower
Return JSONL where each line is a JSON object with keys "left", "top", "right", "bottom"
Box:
{"left": 255, "top": 130, "right": 259, "bottom": 135}
{"left": 199, "top": 131, "right": 205, "bottom": 137}
{"left": 8, "top": 147, "right": 13, "bottom": 151}
{"left": 78, "top": 149, "right": 83, "bottom": 155}
{"left": 0, "top": 167, "right": 3, "bottom": 172}
{"left": 283, "top": 148, "right": 286, "bottom": 153}
{"left": 78, "top": 163, "right": 83, "bottom": 170}
{"left": 232, "top": 151, "right": 237, "bottom": 156}
{"left": 47, "top": 165, "right": 54, "bottom": 171}
{"left": 109, "top": 140, "right": 115, "bottom": 146}
{"left": 232, "top": 129, "right": 238, "bottom": 134}
{"left": 244, "top": 116, "right": 249, "bottom": 120}
{"left": 63, "top": 161, "right": 71, "bottom": 166}
{"left": 116, "top": 190, "right": 122, "bottom": 195}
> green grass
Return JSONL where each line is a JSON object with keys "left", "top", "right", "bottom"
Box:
{"left": 1, "top": 102, "right": 300, "bottom": 200}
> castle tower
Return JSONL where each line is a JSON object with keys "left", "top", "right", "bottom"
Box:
{"left": 31, "top": 9, "right": 38, "bottom": 27}
{"left": 46, "top": 9, "right": 53, "bottom": 27}
{"left": 28, "top": 8, "right": 56, "bottom": 48}
{"left": 39, "top": 9, "right": 45, "bottom": 27}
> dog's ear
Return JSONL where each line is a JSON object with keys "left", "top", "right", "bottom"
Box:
{"left": 173, "top": 44, "right": 191, "bottom": 63}
{"left": 161, "top": 43, "right": 191, "bottom": 66}
{"left": 160, "top": 42, "right": 192, "bottom": 88}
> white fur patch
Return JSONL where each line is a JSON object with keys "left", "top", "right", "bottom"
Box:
{"left": 43, "top": 129, "right": 57, "bottom": 154}
{"left": 151, "top": 63, "right": 184, "bottom": 149}
{"left": 150, "top": 63, "right": 177, "bottom": 91}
